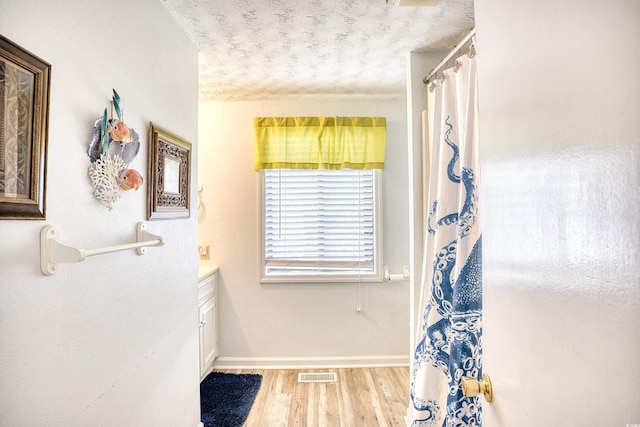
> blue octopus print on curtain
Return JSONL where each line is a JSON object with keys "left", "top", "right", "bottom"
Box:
{"left": 407, "top": 46, "right": 482, "bottom": 427}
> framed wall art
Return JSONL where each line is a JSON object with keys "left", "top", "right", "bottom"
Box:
{"left": 0, "top": 35, "right": 50, "bottom": 219}
{"left": 147, "top": 122, "right": 191, "bottom": 219}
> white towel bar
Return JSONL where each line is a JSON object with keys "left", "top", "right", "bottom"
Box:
{"left": 40, "top": 222, "right": 164, "bottom": 276}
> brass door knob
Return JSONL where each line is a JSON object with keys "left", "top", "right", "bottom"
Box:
{"left": 461, "top": 374, "right": 493, "bottom": 402}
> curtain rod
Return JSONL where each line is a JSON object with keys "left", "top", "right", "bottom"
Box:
{"left": 423, "top": 27, "right": 476, "bottom": 84}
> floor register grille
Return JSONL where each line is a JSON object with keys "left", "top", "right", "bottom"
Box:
{"left": 297, "top": 372, "right": 338, "bottom": 383}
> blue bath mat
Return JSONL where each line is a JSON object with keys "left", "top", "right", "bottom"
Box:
{"left": 200, "top": 372, "right": 262, "bottom": 427}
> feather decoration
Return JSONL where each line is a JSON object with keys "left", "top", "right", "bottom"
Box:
{"left": 100, "top": 108, "right": 109, "bottom": 156}
{"left": 88, "top": 118, "right": 102, "bottom": 162}
{"left": 120, "top": 128, "right": 140, "bottom": 166}
{"left": 112, "top": 89, "right": 123, "bottom": 121}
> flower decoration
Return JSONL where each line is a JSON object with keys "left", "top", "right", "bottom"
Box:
{"left": 88, "top": 89, "right": 142, "bottom": 209}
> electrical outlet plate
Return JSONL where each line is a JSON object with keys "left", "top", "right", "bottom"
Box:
{"left": 198, "top": 245, "right": 210, "bottom": 260}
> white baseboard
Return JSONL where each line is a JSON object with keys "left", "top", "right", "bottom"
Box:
{"left": 196, "top": 423, "right": 204, "bottom": 427}
{"left": 212, "top": 355, "right": 409, "bottom": 370}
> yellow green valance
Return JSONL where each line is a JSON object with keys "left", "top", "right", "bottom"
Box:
{"left": 253, "top": 116, "right": 386, "bottom": 170}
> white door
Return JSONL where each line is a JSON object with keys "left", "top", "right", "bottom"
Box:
{"left": 475, "top": 1, "right": 640, "bottom": 426}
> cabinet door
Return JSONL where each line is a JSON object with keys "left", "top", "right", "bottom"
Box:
{"left": 199, "top": 294, "right": 217, "bottom": 379}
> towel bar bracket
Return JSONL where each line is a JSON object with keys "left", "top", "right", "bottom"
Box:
{"left": 40, "top": 222, "right": 164, "bottom": 276}
{"left": 383, "top": 264, "right": 410, "bottom": 282}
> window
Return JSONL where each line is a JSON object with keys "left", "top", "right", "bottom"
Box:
{"left": 259, "top": 168, "right": 382, "bottom": 282}
{"left": 254, "top": 115, "right": 386, "bottom": 282}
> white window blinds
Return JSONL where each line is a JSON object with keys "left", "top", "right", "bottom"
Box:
{"left": 263, "top": 168, "right": 379, "bottom": 278}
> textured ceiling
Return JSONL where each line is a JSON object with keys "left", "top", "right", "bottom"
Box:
{"left": 160, "top": 0, "right": 474, "bottom": 101}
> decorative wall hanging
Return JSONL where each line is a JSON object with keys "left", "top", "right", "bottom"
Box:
{"left": 147, "top": 122, "right": 191, "bottom": 220}
{"left": 87, "top": 89, "right": 142, "bottom": 210}
{"left": 0, "top": 35, "right": 50, "bottom": 219}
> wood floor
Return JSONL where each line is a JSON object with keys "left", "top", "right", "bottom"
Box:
{"left": 218, "top": 367, "right": 410, "bottom": 427}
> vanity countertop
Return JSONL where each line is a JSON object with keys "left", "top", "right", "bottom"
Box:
{"left": 198, "top": 265, "right": 219, "bottom": 280}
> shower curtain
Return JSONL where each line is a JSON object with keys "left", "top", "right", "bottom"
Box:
{"left": 407, "top": 47, "right": 482, "bottom": 427}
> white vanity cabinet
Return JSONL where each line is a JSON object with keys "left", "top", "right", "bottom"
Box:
{"left": 198, "top": 266, "right": 219, "bottom": 380}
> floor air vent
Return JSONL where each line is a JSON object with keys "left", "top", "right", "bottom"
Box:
{"left": 298, "top": 372, "right": 338, "bottom": 383}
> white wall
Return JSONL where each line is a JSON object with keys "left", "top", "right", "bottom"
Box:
{"left": 405, "top": 51, "right": 442, "bottom": 355}
{"left": 0, "top": 1, "right": 200, "bottom": 426}
{"left": 475, "top": 0, "right": 640, "bottom": 425}
{"left": 198, "top": 98, "right": 410, "bottom": 366}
